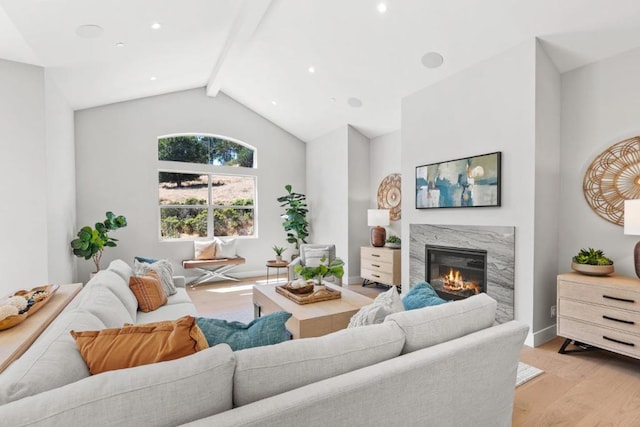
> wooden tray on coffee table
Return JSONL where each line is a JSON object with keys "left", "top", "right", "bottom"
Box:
{"left": 276, "top": 284, "right": 341, "bottom": 305}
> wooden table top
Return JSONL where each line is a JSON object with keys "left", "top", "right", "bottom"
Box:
{"left": 253, "top": 283, "right": 372, "bottom": 321}
{"left": 0, "top": 283, "right": 82, "bottom": 374}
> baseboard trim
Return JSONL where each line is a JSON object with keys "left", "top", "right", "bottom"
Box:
{"left": 532, "top": 324, "right": 557, "bottom": 347}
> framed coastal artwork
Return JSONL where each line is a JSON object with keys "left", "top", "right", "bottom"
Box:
{"left": 415, "top": 151, "right": 501, "bottom": 209}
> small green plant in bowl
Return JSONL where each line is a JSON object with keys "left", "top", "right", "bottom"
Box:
{"left": 294, "top": 256, "right": 344, "bottom": 286}
{"left": 571, "top": 248, "right": 614, "bottom": 276}
{"left": 385, "top": 235, "right": 401, "bottom": 248}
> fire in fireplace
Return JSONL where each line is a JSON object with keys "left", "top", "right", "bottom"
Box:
{"left": 425, "top": 245, "right": 487, "bottom": 300}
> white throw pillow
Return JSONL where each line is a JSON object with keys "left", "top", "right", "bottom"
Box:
{"left": 348, "top": 286, "right": 404, "bottom": 328}
{"left": 304, "top": 247, "right": 329, "bottom": 267}
{"left": 194, "top": 240, "right": 217, "bottom": 260}
{"left": 216, "top": 237, "right": 237, "bottom": 258}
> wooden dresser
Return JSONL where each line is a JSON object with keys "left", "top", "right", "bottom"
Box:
{"left": 557, "top": 272, "right": 640, "bottom": 359}
{"left": 360, "top": 246, "right": 401, "bottom": 287}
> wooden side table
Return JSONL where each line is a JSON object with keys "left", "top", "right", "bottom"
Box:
{"left": 266, "top": 260, "right": 289, "bottom": 284}
{"left": 0, "top": 283, "right": 82, "bottom": 373}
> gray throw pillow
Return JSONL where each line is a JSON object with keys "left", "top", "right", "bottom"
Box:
{"left": 134, "top": 259, "right": 177, "bottom": 296}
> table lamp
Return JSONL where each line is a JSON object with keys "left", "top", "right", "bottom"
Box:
{"left": 624, "top": 199, "right": 640, "bottom": 278}
{"left": 368, "top": 209, "right": 390, "bottom": 247}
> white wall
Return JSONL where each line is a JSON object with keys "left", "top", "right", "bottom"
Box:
{"left": 401, "top": 40, "right": 538, "bottom": 342}
{"left": 45, "top": 71, "right": 76, "bottom": 284}
{"left": 370, "top": 130, "right": 402, "bottom": 238}
{"left": 533, "top": 42, "right": 561, "bottom": 341}
{"left": 74, "top": 88, "right": 306, "bottom": 282}
{"left": 306, "top": 126, "right": 349, "bottom": 274}
{"left": 560, "top": 45, "right": 640, "bottom": 278}
{"left": 0, "top": 59, "right": 49, "bottom": 296}
{"left": 347, "top": 125, "right": 371, "bottom": 282}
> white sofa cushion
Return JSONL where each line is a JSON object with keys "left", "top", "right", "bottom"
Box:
{"left": 233, "top": 321, "right": 405, "bottom": 407}
{"left": 384, "top": 293, "right": 497, "bottom": 354}
{"left": 89, "top": 268, "right": 138, "bottom": 320}
{"left": 106, "top": 259, "right": 134, "bottom": 282}
{"left": 79, "top": 281, "right": 135, "bottom": 327}
{"left": 166, "top": 287, "right": 193, "bottom": 305}
{"left": 0, "top": 309, "right": 105, "bottom": 404}
{"left": 135, "top": 302, "right": 198, "bottom": 324}
{"left": 0, "top": 344, "right": 237, "bottom": 426}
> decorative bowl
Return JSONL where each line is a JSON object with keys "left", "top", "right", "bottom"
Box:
{"left": 284, "top": 282, "right": 315, "bottom": 295}
{"left": 385, "top": 243, "right": 401, "bottom": 249}
{"left": 571, "top": 262, "right": 614, "bottom": 276}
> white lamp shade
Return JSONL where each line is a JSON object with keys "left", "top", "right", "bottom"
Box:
{"left": 624, "top": 200, "right": 640, "bottom": 235}
{"left": 367, "top": 209, "right": 390, "bottom": 227}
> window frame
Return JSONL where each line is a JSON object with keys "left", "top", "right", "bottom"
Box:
{"left": 157, "top": 133, "right": 258, "bottom": 242}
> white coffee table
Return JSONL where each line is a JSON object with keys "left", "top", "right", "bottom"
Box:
{"left": 252, "top": 283, "right": 373, "bottom": 339}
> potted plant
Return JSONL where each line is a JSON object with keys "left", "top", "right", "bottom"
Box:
{"left": 294, "top": 256, "right": 344, "bottom": 287}
{"left": 272, "top": 245, "right": 287, "bottom": 262}
{"left": 385, "top": 235, "right": 401, "bottom": 248}
{"left": 70, "top": 212, "right": 127, "bottom": 273}
{"left": 571, "top": 248, "right": 614, "bottom": 276}
{"left": 277, "top": 185, "right": 309, "bottom": 255}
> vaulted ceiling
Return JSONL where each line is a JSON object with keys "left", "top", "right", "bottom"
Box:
{"left": 2, "top": 0, "right": 640, "bottom": 141}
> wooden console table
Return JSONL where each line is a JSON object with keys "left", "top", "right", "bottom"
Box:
{"left": 0, "top": 283, "right": 82, "bottom": 373}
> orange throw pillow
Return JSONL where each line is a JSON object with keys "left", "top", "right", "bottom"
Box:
{"left": 129, "top": 270, "right": 167, "bottom": 312}
{"left": 70, "top": 315, "right": 209, "bottom": 375}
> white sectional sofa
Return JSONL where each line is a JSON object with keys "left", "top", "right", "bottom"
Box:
{"left": 0, "top": 259, "right": 528, "bottom": 426}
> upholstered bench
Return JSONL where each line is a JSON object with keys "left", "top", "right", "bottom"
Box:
{"left": 182, "top": 258, "right": 246, "bottom": 287}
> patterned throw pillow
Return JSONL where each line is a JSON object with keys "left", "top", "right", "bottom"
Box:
{"left": 348, "top": 286, "right": 404, "bottom": 327}
{"left": 196, "top": 311, "right": 292, "bottom": 351}
{"left": 70, "top": 315, "right": 208, "bottom": 375}
{"left": 304, "top": 248, "right": 329, "bottom": 267}
{"left": 134, "top": 259, "right": 177, "bottom": 296}
{"left": 129, "top": 271, "right": 167, "bottom": 312}
{"left": 402, "top": 282, "right": 447, "bottom": 310}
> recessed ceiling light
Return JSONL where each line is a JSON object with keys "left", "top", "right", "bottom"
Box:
{"left": 421, "top": 52, "right": 444, "bottom": 69}
{"left": 75, "top": 24, "right": 104, "bottom": 38}
{"left": 308, "top": 66, "right": 315, "bottom": 74}
{"left": 150, "top": 76, "right": 157, "bottom": 81}
{"left": 377, "top": 3, "right": 387, "bottom": 14}
{"left": 271, "top": 100, "right": 277, "bottom": 106}
{"left": 151, "top": 22, "right": 161, "bottom": 30}
{"left": 115, "top": 42, "right": 125, "bottom": 48}
{"left": 347, "top": 97, "right": 363, "bottom": 108}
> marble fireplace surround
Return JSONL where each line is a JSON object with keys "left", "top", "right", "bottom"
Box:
{"left": 410, "top": 224, "right": 515, "bottom": 324}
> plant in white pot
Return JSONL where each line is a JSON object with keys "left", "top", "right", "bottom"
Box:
{"left": 70, "top": 212, "right": 127, "bottom": 273}
{"left": 272, "top": 245, "right": 287, "bottom": 262}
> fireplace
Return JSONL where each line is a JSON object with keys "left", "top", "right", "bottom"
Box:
{"left": 425, "top": 245, "right": 487, "bottom": 300}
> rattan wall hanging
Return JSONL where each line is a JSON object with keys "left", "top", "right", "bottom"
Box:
{"left": 583, "top": 136, "right": 640, "bottom": 226}
{"left": 377, "top": 173, "right": 401, "bottom": 221}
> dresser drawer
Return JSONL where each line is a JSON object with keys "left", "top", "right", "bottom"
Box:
{"left": 558, "top": 317, "right": 640, "bottom": 359}
{"left": 361, "top": 258, "right": 392, "bottom": 274}
{"left": 361, "top": 268, "right": 395, "bottom": 286}
{"left": 361, "top": 247, "right": 395, "bottom": 263}
{"left": 559, "top": 298, "right": 640, "bottom": 335}
{"left": 558, "top": 280, "right": 640, "bottom": 312}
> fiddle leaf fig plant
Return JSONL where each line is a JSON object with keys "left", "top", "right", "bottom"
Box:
{"left": 70, "top": 212, "right": 128, "bottom": 273}
{"left": 294, "top": 256, "right": 344, "bottom": 286}
{"left": 277, "top": 184, "right": 309, "bottom": 251}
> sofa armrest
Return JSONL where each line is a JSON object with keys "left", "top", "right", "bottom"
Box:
{"left": 173, "top": 275, "right": 186, "bottom": 288}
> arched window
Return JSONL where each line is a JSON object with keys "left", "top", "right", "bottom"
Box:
{"left": 157, "top": 134, "right": 256, "bottom": 240}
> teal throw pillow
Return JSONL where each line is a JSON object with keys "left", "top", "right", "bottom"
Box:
{"left": 196, "top": 311, "right": 292, "bottom": 351}
{"left": 134, "top": 256, "right": 158, "bottom": 264}
{"left": 402, "top": 282, "right": 447, "bottom": 311}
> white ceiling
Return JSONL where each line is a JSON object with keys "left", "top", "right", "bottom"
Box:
{"left": 2, "top": 0, "right": 640, "bottom": 142}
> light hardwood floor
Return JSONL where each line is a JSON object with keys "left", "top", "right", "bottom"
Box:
{"left": 188, "top": 279, "right": 640, "bottom": 426}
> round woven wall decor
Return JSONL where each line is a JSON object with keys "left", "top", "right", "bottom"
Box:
{"left": 583, "top": 136, "right": 640, "bottom": 226}
{"left": 377, "top": 173, "right": 401, "bottom": 221}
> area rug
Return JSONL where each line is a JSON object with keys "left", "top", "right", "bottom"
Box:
{"left": 516, "top": 361, "right": 543, "bottom": 387}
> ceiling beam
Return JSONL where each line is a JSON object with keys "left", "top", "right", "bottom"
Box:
{"left": 206, "top": 0, "right": 272, "bottom": 97}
